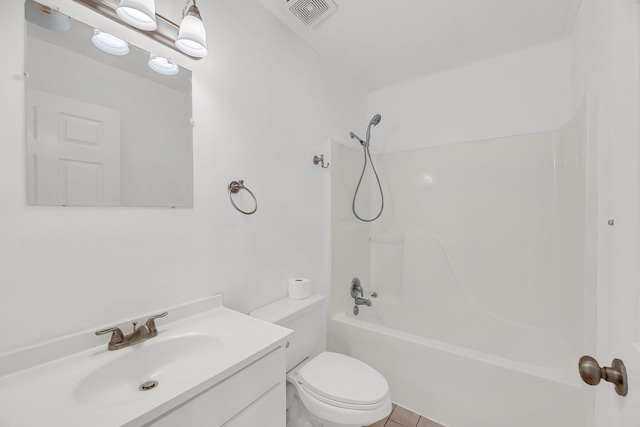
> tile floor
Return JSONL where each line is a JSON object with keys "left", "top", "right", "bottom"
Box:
{"left": 366, "top": 404, "right": 445, "bottom": 427}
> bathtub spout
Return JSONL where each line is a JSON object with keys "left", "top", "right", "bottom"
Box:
{"left": 355, "top": 297, "right": 372, "bottom": 307}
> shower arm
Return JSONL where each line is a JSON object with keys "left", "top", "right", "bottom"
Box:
{"left": 350, "top": 132, "right": 366, "bottom": 146}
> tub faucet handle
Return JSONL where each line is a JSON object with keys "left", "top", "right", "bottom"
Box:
{"left": 351, "top": 277, "right": 363, "bottom": 298}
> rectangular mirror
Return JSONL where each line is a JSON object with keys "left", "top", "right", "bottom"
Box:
{"left": 25, "top": 0, "right": 193, "bottom": 207}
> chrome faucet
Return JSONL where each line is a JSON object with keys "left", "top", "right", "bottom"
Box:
{"left": 96, "top": 312, "right": 167, "bottom": 351}
{"left": 351, "top": 277, "right": 372, "bottom": 307}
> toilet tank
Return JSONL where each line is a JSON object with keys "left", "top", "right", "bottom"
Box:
{"left": 250, "top": 294, "right": 325, "bottom": 371}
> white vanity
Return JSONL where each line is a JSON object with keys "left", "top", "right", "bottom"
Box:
{"left": 0, "top": 295, "right": 291, "bottom": 426}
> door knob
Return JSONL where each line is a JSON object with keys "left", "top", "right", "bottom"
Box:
{"left": 578, "top": 355, "right": 628, "bottom": 396}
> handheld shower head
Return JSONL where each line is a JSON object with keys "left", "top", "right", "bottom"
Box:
{"left": 365, "top": 113, "right": 382, "bottom": 145}
{"left": 351, "top": 114, "right": 382, "bottom": 148}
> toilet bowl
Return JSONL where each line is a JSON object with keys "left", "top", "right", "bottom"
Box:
{"left": 249, "top": 295, "right": 392, "bottom": 427}
{"left": 286, "top": 352, "right": 391, "bottom": 427}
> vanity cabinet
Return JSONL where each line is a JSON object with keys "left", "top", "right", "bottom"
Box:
{"left": 146, "top": 346, "right": 286, "bottom": 427}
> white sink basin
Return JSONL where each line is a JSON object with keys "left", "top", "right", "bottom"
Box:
{"left": 0, "top": 295, "right": 292, "bottom": 427}
{"left": 73, "top": 334, "right": 222, "bottom": 406}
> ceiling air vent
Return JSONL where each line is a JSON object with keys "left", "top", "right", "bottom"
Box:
{"left": 284, "top": 0, "right": 338, "bottom": 28}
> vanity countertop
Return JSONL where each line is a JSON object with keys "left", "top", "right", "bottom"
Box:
{"left": 0, "top": 295, "right": 291, "bottom": 426}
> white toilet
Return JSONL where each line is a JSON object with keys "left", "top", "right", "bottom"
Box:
{"left": 250, "top": 294, "right": 391, "bottom": 427}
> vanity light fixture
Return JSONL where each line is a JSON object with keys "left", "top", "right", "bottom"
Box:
{"left": 25, "top": 0, "right": 71, "bottom": 32}
{"left": 73, "top": 0, "right": 207, "bottom": 60}
{"left": 91, "top": 29, "right": 130, "bottom": 55}
{"left": 148, "top": 54, "right": 179, "bottom": 75}
{"left": 175, "top": 0, "right": 207, "bottom": 58}
{"left": 116, "top": 0, "right": 157, "bottom": 31}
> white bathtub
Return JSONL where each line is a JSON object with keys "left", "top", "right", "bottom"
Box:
{"left": 329, "top": 299, "right": 593, "bottom": 427}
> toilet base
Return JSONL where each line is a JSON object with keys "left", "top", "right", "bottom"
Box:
{"left": 286, "top": 382, "right": 364, "bottom": 427}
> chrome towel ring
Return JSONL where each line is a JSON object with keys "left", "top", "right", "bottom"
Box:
{"left": 228, "top": 180, "right": 257, "bottom": 215}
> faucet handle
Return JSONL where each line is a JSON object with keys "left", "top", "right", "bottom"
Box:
{"left": 145, "top": 312, "right": 168, "bottom": 335}
{"left": 351, "top": 277, "right": 363, "bottom": 298}
{"left": 95, "top": 327, "right": 125, "bottom": 344}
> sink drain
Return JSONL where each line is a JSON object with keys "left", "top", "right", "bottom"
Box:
{"left": 140, "top": 380, "right": 159, "bottom": 391}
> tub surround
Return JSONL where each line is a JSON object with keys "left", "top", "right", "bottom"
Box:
{"left": 329, "top": 94, "right": 597, "bottom": 426}
{"left": 0, "top": 294, "right": 292, "bottom": 426}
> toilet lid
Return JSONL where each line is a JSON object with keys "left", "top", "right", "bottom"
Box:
{"left": 296, "top": 352, "right": 389, "bottom": 406}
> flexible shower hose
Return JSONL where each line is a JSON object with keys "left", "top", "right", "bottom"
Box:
{"left": 352, "top": 143, "right": 384, "bottom": 222}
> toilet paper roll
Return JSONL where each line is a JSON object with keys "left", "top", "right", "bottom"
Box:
{"left": 288, "top": 278, "right": 312, "bottom": 300}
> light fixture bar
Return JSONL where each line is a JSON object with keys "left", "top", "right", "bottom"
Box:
{"left": 72, "top": 0, "right": 201, "bottom": 60}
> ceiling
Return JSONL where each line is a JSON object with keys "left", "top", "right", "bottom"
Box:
{"left": 254, "top": 0, "right": 583, "bottom": 89}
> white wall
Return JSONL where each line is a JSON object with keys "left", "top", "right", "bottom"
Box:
{"left": 570, "top": 1, "right": 640, "bottom": 426}
{"left": 0, "top": 0, "right": 366, "bottom": 354}
{"left": 367, "top": 39, "right": 572, "bottom": 152}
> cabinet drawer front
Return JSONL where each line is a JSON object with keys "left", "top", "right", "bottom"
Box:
{"left": 223, "top": 383, "right": 285, "bottom": 427}
{"left": 148, "top": 347, "right": 285, "bottom": 426}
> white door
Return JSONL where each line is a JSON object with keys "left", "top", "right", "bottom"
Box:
{"left": 597, "top": 154, "right": 640, "bottom": 424}
{"left": 592, "top": 0, "right": 640, "bottom": 425}
{"left": 26, "top": 90, "right": 121, "bottom": 206}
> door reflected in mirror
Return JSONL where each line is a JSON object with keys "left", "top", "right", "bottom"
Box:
{"left": 25, "top": 0, "right": 193, "bottom": 207}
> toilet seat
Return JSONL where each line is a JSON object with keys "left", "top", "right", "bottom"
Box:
{"left": 287, "top": 352, "right": 392, "bottom": 426}
{"left": 297, "top": 382, "right": 388, "bottom": 411}
{"left": 292, "top": 352, "right": 389, "bottom": 409}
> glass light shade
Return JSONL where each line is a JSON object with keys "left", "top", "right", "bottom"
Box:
{"left": 176, "top": 14, "right": 208, "bottom": 58}
{"left": 116, "top": 0, "right": 157, "bottom": 31}
{"left": 91, "top": 30, "right": 129, "bottom": 56}
{"left": 148, "top": 54, "right": 179, "bottom": 75}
